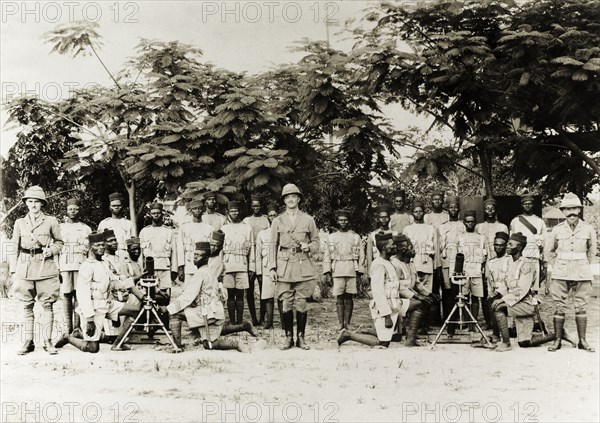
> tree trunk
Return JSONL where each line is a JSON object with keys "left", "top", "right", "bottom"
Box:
{"left": 124, "top": 180, "right": 137, "bottom": 235}
{"left": 557, "top": 128, "right": 600, "bottom": 177}
{"left": 477, "top": 144, "right": 494, "bottom": 198}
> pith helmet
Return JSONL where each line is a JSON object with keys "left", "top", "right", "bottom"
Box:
{"left": 559, "top": 192, "right": 583, "bottom": 209}
{"left": 281, "top": 183, "right": 302, "bottom": 199}
{"left": 22, "top": 186, "right": 47, "bottom": 205}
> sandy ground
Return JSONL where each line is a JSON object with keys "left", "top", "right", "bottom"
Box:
{"left": 1, "top": 287, "right": 599, "bottom": 423}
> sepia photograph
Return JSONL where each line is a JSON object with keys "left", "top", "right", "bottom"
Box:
{"left": 1, "top": 0, "right": 599, "bottom": 422}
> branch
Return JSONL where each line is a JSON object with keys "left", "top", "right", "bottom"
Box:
{"left": 88, "top": 43, "right": 121, "bottom": 89}
{"left": 556, "top": 127, "right": 600, "bottom": 177}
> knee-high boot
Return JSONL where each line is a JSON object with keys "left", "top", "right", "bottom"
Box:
{"left": 469, "top": 297, "right": 480, "bottom": 332}
{"left": 246, "top": 285, "right": 259, "bottom": 326}
{"left": 576, "top": 312, "right": 595, "bottom": 352}
{"left": 235, "top": 290, "right": 245, "bottom": 324}
{"left": 264, "top": 299, "right": 274, "bottom": 330}
{"left": 344, "top": 295, "right": 354, "bottom": 329}
{"left": 494, "top": 310, "right": 512, "bottom": 351}
{"left": 336, "top": 296, "right": 345, "bottom": 331}
{"left": 548, "top": 314, "right": 564, "bottom": 352}
{"left": 222, "top": 321, "right": 257, "bottom": 337}
{"left": 519, "top": 333, "right": 556, "bottom": 347}
{"left": 337, "top": 329, "right": 379, "bottom": 347}
{"left": 227, "top": 296, "right": 236, "bottom": 324}
{"left": 63, "top": 293, "right": 74, "bottom": 335}
{"left": 42, "top": 305, "right": 57, "bottom": 355}
{"left": 405, "top": 307, "right": 425, "bottom": 347}
{"left": 280, "top": 311, "right": 294, "bottom": 350}
{"left": 278, "top": 299, "right": 284, "bottom": 329}
{"left": 18, "top": 302, "right": 35, "bottom": 355}
{"left": 296, "top": 311, "right": 309, "bottom": 350}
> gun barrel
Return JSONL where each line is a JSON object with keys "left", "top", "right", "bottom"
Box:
{"left": 145, "top": 256, "right": 155, "bottom": 275}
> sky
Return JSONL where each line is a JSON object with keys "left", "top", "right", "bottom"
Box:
{"left": 0, "top": 0, "right": 431, "bottom": 158}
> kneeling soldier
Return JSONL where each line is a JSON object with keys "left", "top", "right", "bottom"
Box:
{"left": 166, "top": 242, "right": 257, "bottom": 352}
{"left": 337, "top": 233, "right": 425, "bottom": 348}
{"left": 55, "top": 232, "right": 146, "bottom": 353}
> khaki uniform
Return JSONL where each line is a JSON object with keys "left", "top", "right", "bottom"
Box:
{"left": 139, "top": 225, "right": 178, "bottom": 289}
{"left": 177, "top": 221, "right": 214, "bottom": 278}
{"left": 97, "top": 217, "right": 133, "bottom": 255}
{"left": 486, "top": 255, "right": 512, "bottom": 297}
{"left": 366, "top": 228, "right": 396, "bottom": 275}
{"left": 167, "top": 266, "right": 225, "bottom": 341}
{"left": 438, "top": 220, "right": 466, "bottom": 288}
{"left": 322, "top": 230, "right": 365, "bottom": 296}
{"left": 256, "top": 228, "right": 275, "bottom": 299}
{"left": 457, "top": 232, "right": 487, "bottom": 297}
{"left": 424, "top": 211, "right": 449, "bottom": 269}
{"left": 269, "top": 210, "right": 319, "bottom": 312}
{"left": 476, "top": 221, "right": 509, "bottom": 260}
{"left": 403, "top": 223, "right": 435, "bottom": 292}
{"left": 390, "top": 212, "right": 413, "bottom": 234}
{"left": 58, "top": 221, "right": 92, "bottom": 294}
{"left": 76, "top": 257, "right": 135, "bottom": 341}
{"left": 221, "top": 222, "right": 255, "bottom": 289}
{"left": 243, "top": 215, "right": 270, "bottom": 241}
{"left": 369, "top": 257, "right": 410, "bottom": 341}
{"left": 202, "top": 212, "right": 227, "bottom": 232}
{"left": 546, "top": 220, "right": 597, "bottom": 313}
{"left": 496, "top": 257, "right": 537, "bottom": 342}
{"left": 11, "top": 212, "right": 64, "bottom": 305}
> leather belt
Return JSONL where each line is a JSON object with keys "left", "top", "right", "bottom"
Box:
{"left": 20, "top": 248, "right": 44, "bottom": 254}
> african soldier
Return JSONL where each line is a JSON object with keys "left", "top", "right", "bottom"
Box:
{"left": 55, "top": 232, "right": 146, "bottom": 353}
{"left": 177, "top": 199, "right": 214, "bottom": 283}
{"left": 101, "top": 229, "right": 127, "bottom": 340}
{"left": 139, "top": 202, "right": 178, "bottom": 292}
{"left": 269, "top": 184, "right": 319, "bottom": 350}
{"left": 58, "top": 198, "right": 92, "bottom": 336}
{"left": 510, "top": 193, "right": 547, "bottom": 291}
{"left": 202, "top": 192, "right": 228, "bottom": 231}
{"left": 438, "top": 196, "right": 465, "bottom": 336}
{"left": 366, "top": 205, "right": 396, "bottom": 275}
{"left": 337, "top": 233, "right": 426, "bottom": 348}
{"left": 11, "top": 186, "right": 64, "bottom": 355}
{"left": 255, "top": 203, "right": 279, "bottom": 329}
{"left": 323, "top": 209, "right": 365, "bottom": 331}
{"left": 546, "top": 193, "right": 597, "bottom": 352}
{"left": 221, "top": 201, "right": 255, "bottom": 324}
{"left": 402, "top": 200, "right": 435, "bottom": 294}
{"left": 457, "top": 210, "right": 487, "bottom": 339}
{"left": 484, "top": 232, "right": 512, "bottom": 343}
{"left": 390, "top": 190, "right": 413, "bottom": 234}
{"left": 165, "top": 242, "right": 257, "bottom": 352}
{"left": 97, "top": 192, "right": 133, "bottom": 257}
{"left": 243, "top": 194, "right": 270, "bottom": 325}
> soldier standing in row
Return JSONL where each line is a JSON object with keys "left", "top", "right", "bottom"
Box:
{"left": 366, "top": 205, "right": 395, "bottom": 275}
{"left": 403, "top": 201, "right": 435, "bottom": 294}
{"left": 438, "top": 196, "right": 465, "bottom": 336}
{"left": 221, "top": 201, "right": 255, "bottom": 324}
{"left": 11, "top": 186, "right": 64, "bottom": 355}
{"left": 546, "top": 193, "right": 597, "bottom": 352}
{"left": 390, "top": 190, "right": 413, "bottom": 234}
{"left": 202, "top": 192, "right": 227, "bottom": 231}
{"left": 97, "top": 192, "right": 133, "bottom": 257}
{"left": 323, "top": 209, "right": 364, "bottom": 331}
{"left": 58, "top": 198, "right": 92, "bottom": 336}
{"left": 139, "top": 202, "right": 178, "bottom": 292}
{"left": 255, "top": 203, "right": 279, "bottom": 329}
{"left": 177, "top": 199, "right": 214, "bottom": 283}
{"left": 269, "top": 184, "right": 319, "bottom": 350}
{"left": 243, "top": 194, "right": 270, "bottom": 325}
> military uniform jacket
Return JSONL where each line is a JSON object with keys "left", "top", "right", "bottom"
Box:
{"left": 177, "top": 221, "right": 214, "bottom": 274}
{"left": 139, "top": 225, "right": 178, "bottom": 271}
{"left": 208, "top": 253, "right": 224, "bottom": 282}
{"left": 268, "top": 210, "right": 319, "bottom": 282}
{"left": 322, "top": 230, "right": 365, "bottom": 277}
{"left": 202, "top": 212, "right": 227, "bottom": 232}
{"left": 77, "top": 257, "right": 134, "bottom": 319}
{"left": 425, "top": 211, "right": 449, "bottom": 268}
{"left": 509, "top": 214, "right": 546, "bottom": 260}
{"left": 167, "top": 265, "right": 225, "bottom": 327}
{"left": 221, "top": 222, "right": 255, "bottom": 273}
{"left": 11, "top": 212, "right": 64, "bottom": 280}
{"left": 366, "top": 228, "right": 396, "bottom": 275}
{"left": 389, "top": 257, "right": 416, "bottom": 299}
{"left": 369, "top": 257, "right": 402, "bottom": 317}
{"left": 243, "top": 215, "right": 270, "bottom": 241}
{"left": 496, "top": 256, "right": 536, "bottom": 307}
{"left": 476, "top": 221, "right": 509, "bottom": 260}
{"left": 486, "top": 255, "right": 512, "bottom": 296}
{"left": 403, "top": 223, "right": 435, "bottom": 274}
{"left": 390, "top": 212, "right": 413, "bottom": 234}
{"left": 457, "top": 232, "right": 487, "bottom": 277}
{"left": 255, "top": 228, "right": 270, "bottom": 276}
{"left": 545, "top": 220, "right": 597, "bottom": 281}
{"left": 97, "top": 217, "right": 133, "bottom": 253}
{"left": 58, "top": 221, "right": 92, "bottom": 272}
{"left": 439, "top": 220, "right": 466, "bottom": 268}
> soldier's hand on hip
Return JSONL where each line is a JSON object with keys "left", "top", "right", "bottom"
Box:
{"left": 42, "top": 248, "right": 52, "bottom": 258}
{"left": 270, "top": 269, "right": 278, "bottom": 283}
{"left": 300, "top": 242, "right": 309, "bottom": 253}
{"left": 384, "top": 315, "right": 393, "bottom": 328}
{"left": 86, "top": 321, "right": 96, "bottom": 337}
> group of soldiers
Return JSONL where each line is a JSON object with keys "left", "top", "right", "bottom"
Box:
{"left": 7, "top": 183, "right": 597, "bottom": 355}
